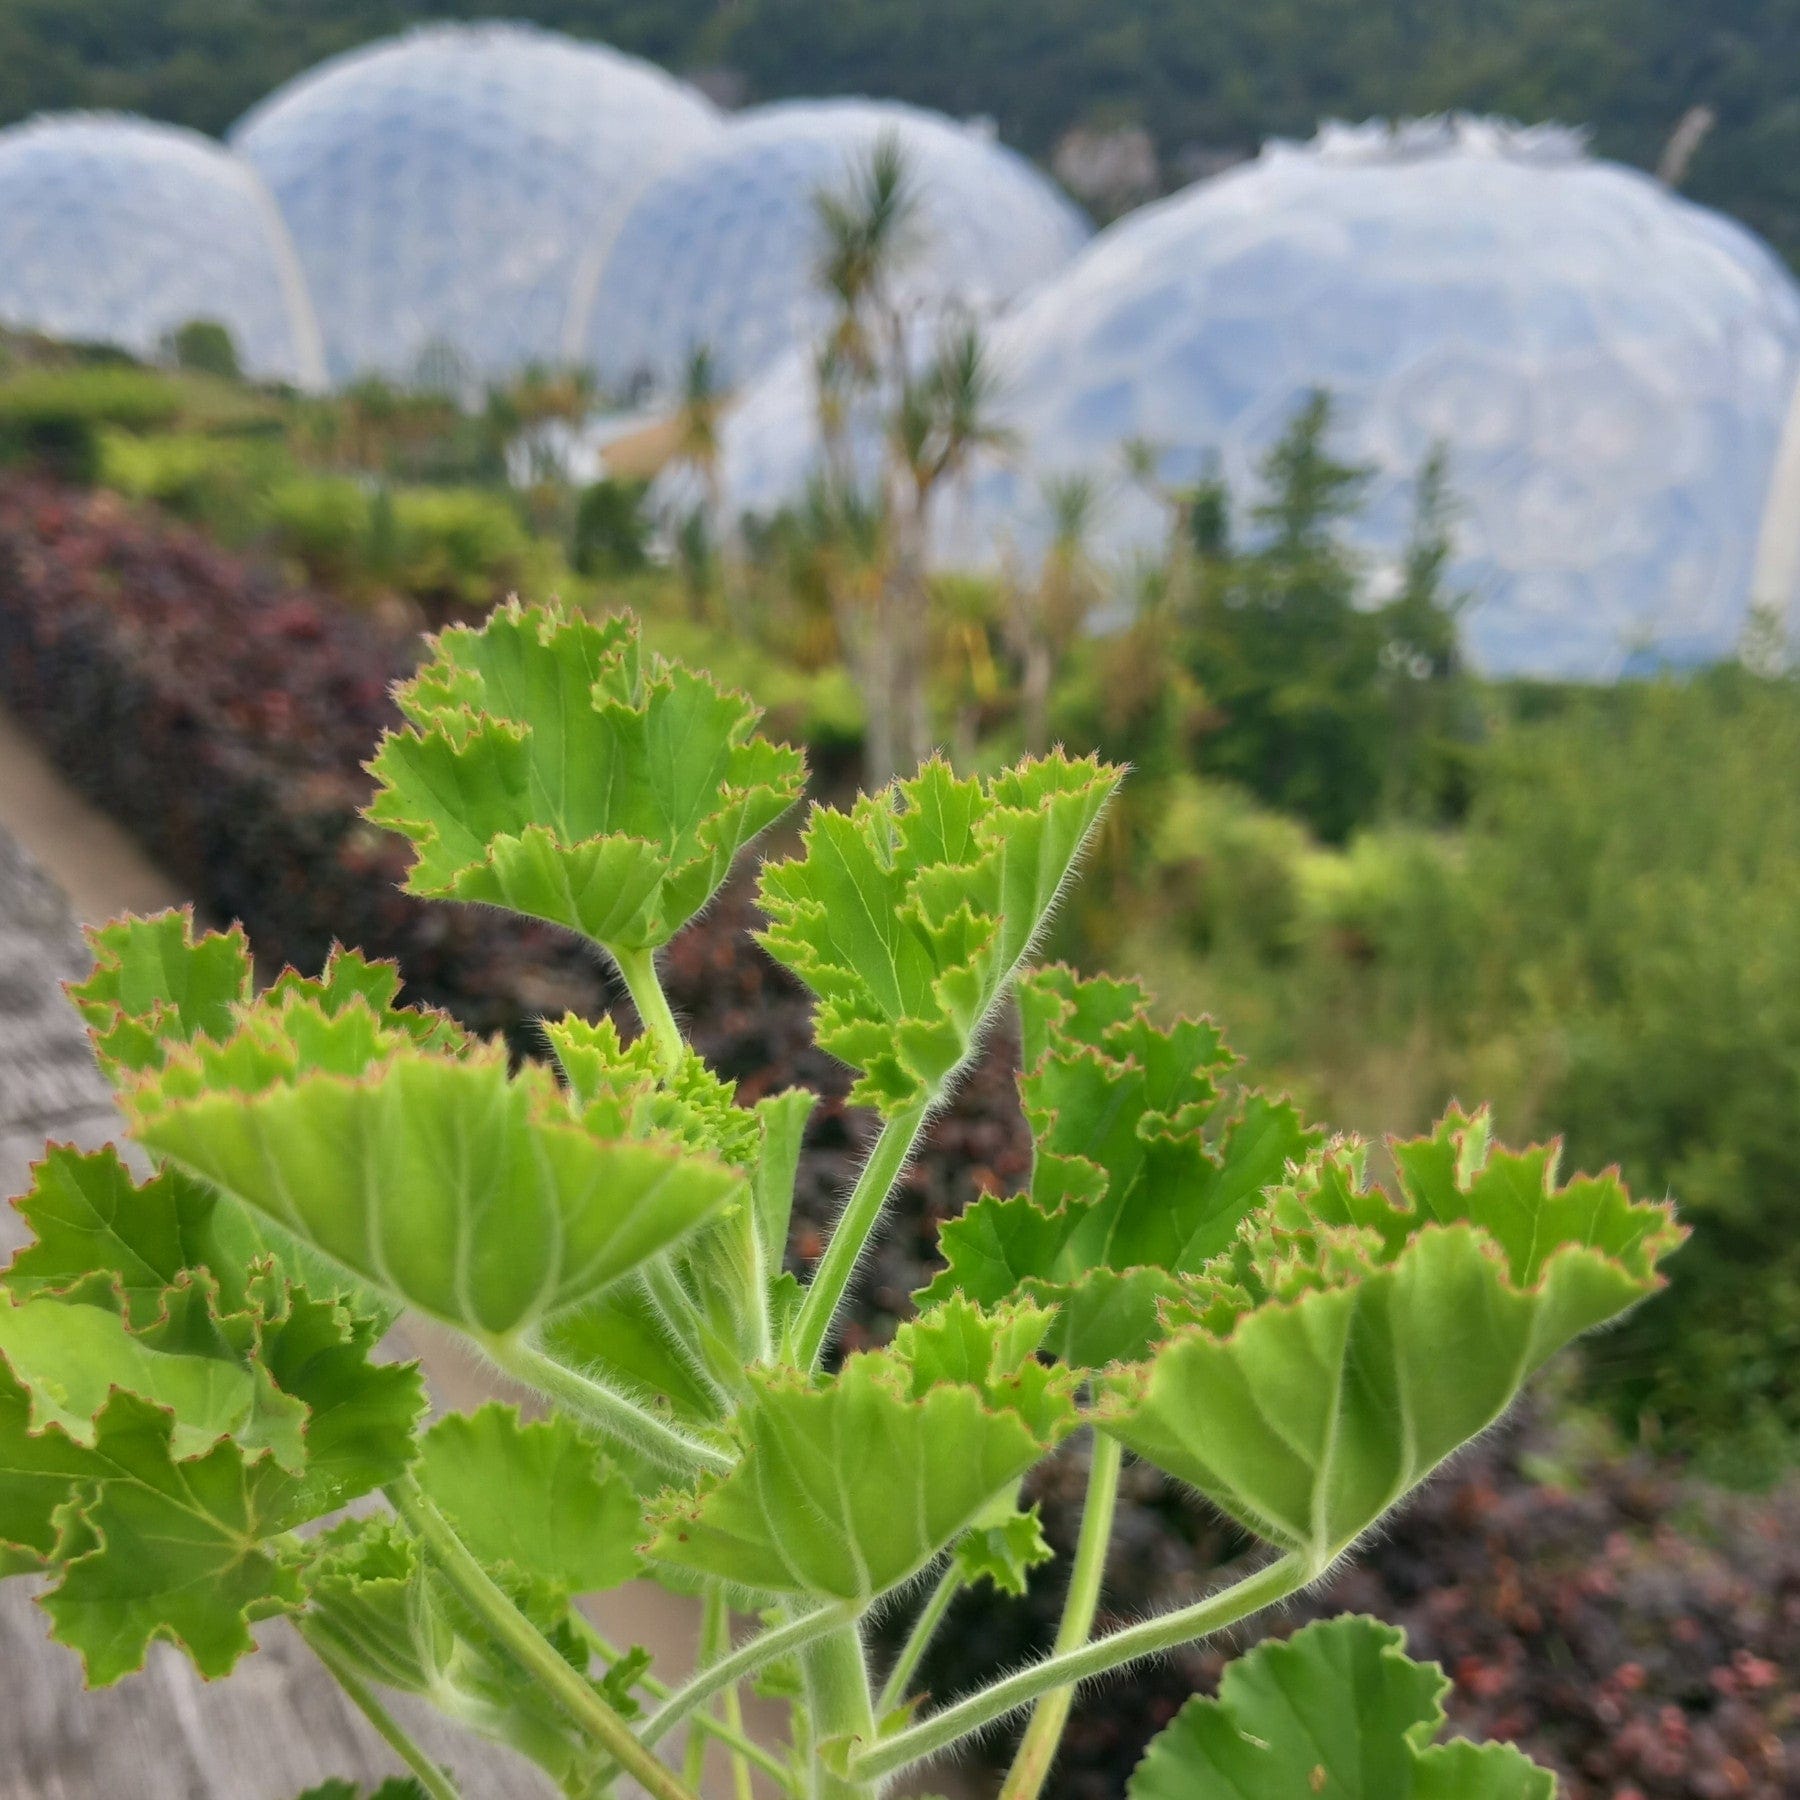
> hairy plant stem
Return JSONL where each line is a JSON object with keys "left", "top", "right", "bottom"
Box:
{"left": 487, "top": 1334, "right": 733, "bottom": 1478}
{"left": 573, "top": 1618, "right": 797, "bottom": 1794}
{"left": 999, "top": 1431, "right": 1122, "bottom": 1799}
{"left": 793, "top": 1102, "right": 931, "bottom": 1368}
{"left": 302, "top": 1622, "right": 464, "bottom": 1800}
{"left": 641, "top": 1602, "right": 859, "bottom": 1751}
{"left": 386, "top": 1475, "right": 701, "bottom": 1800}
{"left": 684, "top": 1590, "right": 729, "bottom": 1790}
{"left": 613, "top": 943, "right": 685, "bottom": 1075}
{"left": 876, "top": 1560, "right": 964, "bottom": 1715}
{"left": 802, "top": 1627, "right": 878, "bottom": 1800}
{"left": 848, "top": 1551, "right": 1313, "bottom": 1784}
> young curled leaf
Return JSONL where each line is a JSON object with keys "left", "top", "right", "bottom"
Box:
{"left": 366, "top": 603, "right": 806, "bottom": 955}
{"left": 643, "top": 1319, "right": 1079, "bottom": 1603}
{"left": 302, "top": 1518, "right": 600, "bottom": 1789}
{"left": 1099, "top": 1112, "right": 1683, "bottom": 1567}
{"left": 921, "top": 968, "right": 1320, "bottom": 1367}
{"left": 758, "top": 754, "right": 1121, "bottom": 1115}
{"left": 70, "top": 908, "right": 251, "bottom": 1082}
{"left": 1129, "top": 1614, "right": 1554, "bottom": 1798}
{"left": 128, "top": 1037, "right": 744, "bottom": 1344}
{"left": 952, "top": 1502, "right": 1054, "bottom": 1596}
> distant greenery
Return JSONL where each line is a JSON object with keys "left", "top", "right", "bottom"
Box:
{"left": 3, "top": 1, "right": 1800, "bottom": 264}
{"left": 1111, "top": 669, "right": 1800, "bottom": 1481}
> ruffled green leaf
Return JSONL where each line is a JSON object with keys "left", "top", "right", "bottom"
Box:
{"left": 7, "top": 1145, "right": 243, "bottom": 1322}
{"left": 921, "top": 969, "right": 1320, "bottom": 1367}
{"left": 72, "top": 915, "right": 466, "bottom": 1088}
{"left": 70, "top": 909, "right": 251, "bottom": 1081}
{"left": 758, "top": 754, "right": 1121, "bottom": 1114}
{"left": 415, "top": 1403, "right": 641, "bottom": 1595}
{"left": 1100, "top": 1112, "right": 1682, "bottom": 1567}
{"left": 1129, "top": 1615, "right": 1554, "bottom": 1798}
{"left": 952, "top": 1503, "right": 1054, "bottom": 1596}
{"left": 128, "top": 1034, "right": 743, "bottom": 1345}
{"left": 35, "top": 1388, "right": 309, "bottom": 1682}
{"left": 0, "top": 1280, "right": 304, "bottom": 1467}
{"left": 366, "top": 603, "right": 805, "bottom": 955}
{"left": 643, "top": 1328, "right": 1078, "bottom": 1602}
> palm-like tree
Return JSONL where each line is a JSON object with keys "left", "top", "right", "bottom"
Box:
{"left": 877, "top": 323, "right": 1013, "bottom": 777}
{"left": 672, "top": 344, "right": 737, "bottom": 623}
{"left": 1011, "top": 472, "right": 1107, "bottom": 753}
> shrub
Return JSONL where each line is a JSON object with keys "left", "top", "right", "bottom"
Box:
{"left": 387, "top": 485, "right": 537, "bottom": 614}
{"left": 265, "top": 473, "right": 376, "bottom": 590}
{"left": 571, "top": 475, "right": 650, "bottom": 575}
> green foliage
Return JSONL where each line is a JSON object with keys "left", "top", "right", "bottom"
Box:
{"left": 1130, "top": 1616, "right": 1554, "bottom": 1798}
{"left": 414, "top": 1403, "right": 642, "bottom": 1593}
{"left": 922, "top": 966, "right": 1321, "bottom": 1367}
{"left": 167, "top": 319, "right": 242, "bottom": 381}
{"left": 645, "top": 1319, "right": 1077, "bottom": 1603}
{"left": 572, "top": 476, "right": 650, "bottom": 576}
{"left": 1100, "top": 1110, "right": 1678, "bottom": 1565}
{"left": 387, "top": 485, "right": 538, "bottom": 613}
{"left": 0, "top": 363, "right": 185, "bottom": 483}
{"left": 369, "top": 603, "right": 806, "bottom": 957}
{"left": 759, "top": 753, "right": 1120, "bottom": 1113}
{"left": 99, "top": 428, "right": 291, "bottom": 537}
{"left": 1182, "top": 394, "right": 1473, "bottom": 843}
{"left": 1, "top": 601, "right": 1672, "bottom": 1800}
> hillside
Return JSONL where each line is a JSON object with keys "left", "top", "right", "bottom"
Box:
{"left": 1, "top": 0, "right": 1798, "bottom": 264}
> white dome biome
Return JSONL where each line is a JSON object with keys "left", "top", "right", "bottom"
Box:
{"left": 716, "top": 118, "right": 1800, "bottom": 679}
{"left": 577, "top": 98, "right": 1089, "bottom": 399}
{"left": 231, "top": 22, "right": 721, "bottom": 385}
{"left": 0, "top": 113, "right": 325, "bottom": 386}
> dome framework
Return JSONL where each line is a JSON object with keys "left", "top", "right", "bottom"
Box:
{"left": 579, "top": 97, "right": 1090, "bottom": 399}
{"left": 0, "top": 112, "right": 325, "bottom": 387}
{"left": 231, "top": 22, "right": 722, "bottom": 384}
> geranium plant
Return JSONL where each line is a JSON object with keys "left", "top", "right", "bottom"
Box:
{"left": 1, "top": 603, "right": 1680, "bottom": 1798}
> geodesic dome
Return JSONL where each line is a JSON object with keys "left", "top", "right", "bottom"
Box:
{"left": 0, "top": 113, "right": 325, "bottom": 386}
{"left": 231, "top": 22, "right": 721, "bottom": 384}
{"left": 578, "top": 98, "right": 1089, "bottom": 398}
{"left": 717, "top": 118, "right": 1800, "bottom": 679}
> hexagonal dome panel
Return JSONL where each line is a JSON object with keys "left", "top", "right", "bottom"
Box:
{"left": 0, "top": 113, "right": 325, "bottom": 385}
{"left": 579, "top": 97, "right": 1089, "bottom": 398}
{"left": 231, "top": 22, "right": 721, "bottom": 383}
{"left": 715, "top": 118, "right": 1800, "bottom": 679}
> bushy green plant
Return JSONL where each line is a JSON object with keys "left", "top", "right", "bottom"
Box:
{"left": 266, "top": 473, "right": 376, "bottom": 589}
{"left": 387, "top": 485, "right": 539, "bottom": 614}
{"left": 166, "top": 318, "right": 243, "bottom": 382}
{"left": 1182, "top": 394, "right": 1475, "bottom": 843}
{"left": 571, "top": 477, "right": 651, "bottom": 576}
{"left": 0, "top": 366, "right": 185, "bottom": 483}
{"left": 99, "top": 429, "right": 291, "bottom": 537}
{"left": 1, "top": 603, "right": 1675, "bottom": 1798}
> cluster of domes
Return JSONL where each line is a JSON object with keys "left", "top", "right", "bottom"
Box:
{"left": 2, "top": 21, "right": 1798, "bottom": 677}
{"left": 716, "top": 118, "right": 1800, "bottom": 677}
{"left": 0, "top": 22, "right": 1086, "bottom": 394}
